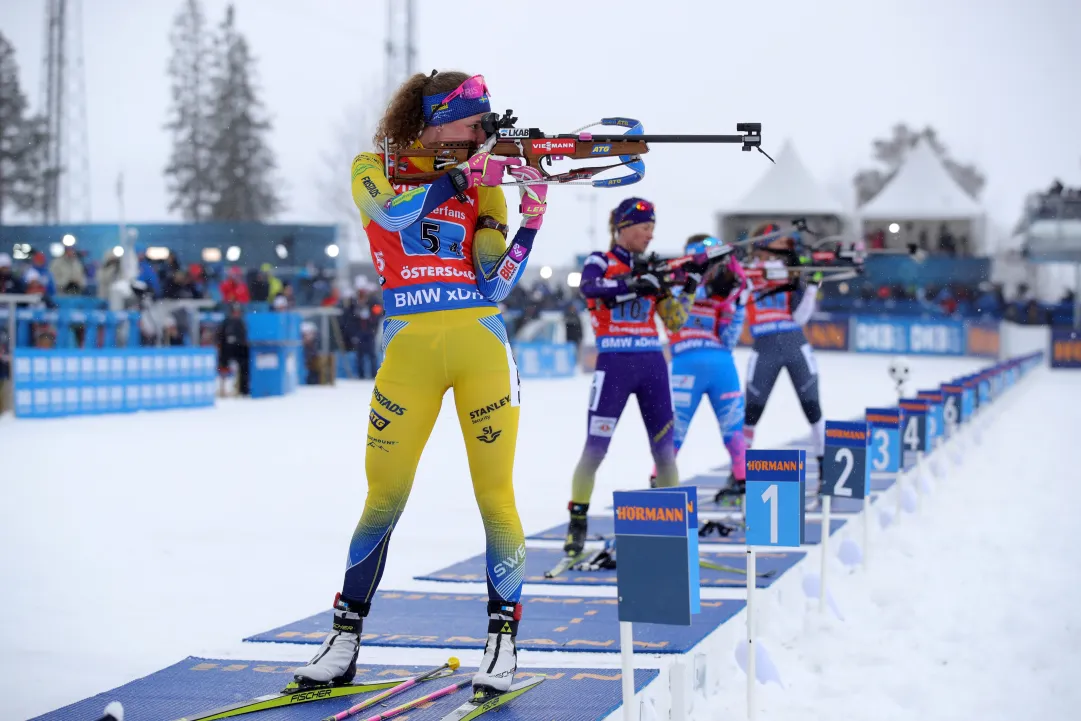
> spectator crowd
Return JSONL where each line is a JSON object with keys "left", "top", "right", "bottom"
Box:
{"left": 3, "top": 191, "right": 1078, "bottom": 415}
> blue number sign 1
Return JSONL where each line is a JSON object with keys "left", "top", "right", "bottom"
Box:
{"left": 821, "top": 421, "right": 870, "bottom": 500}
{"left": 745, "top": 450, "right": 805, "bottom": 547}
{"left": 865, "top": 408, "right": 902, "bottom": 474}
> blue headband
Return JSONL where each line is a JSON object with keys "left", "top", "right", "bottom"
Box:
{"left": 422, "top": 90, "right": 491, "bottom": 126}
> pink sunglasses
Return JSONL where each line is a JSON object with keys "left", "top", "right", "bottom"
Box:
{"left": 440, "top": 75, "right": 490, "bottom": 105}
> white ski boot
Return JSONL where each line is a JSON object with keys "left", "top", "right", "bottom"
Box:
{"left": 293, "top": 593, "right": 365, "bottom": 687}
{"left": 472, "top": 601, "right": 520, "bottom": 696}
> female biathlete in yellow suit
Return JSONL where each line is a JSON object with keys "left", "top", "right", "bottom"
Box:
{"left": 294, "top": 71, "right": 548, "bottom": 697}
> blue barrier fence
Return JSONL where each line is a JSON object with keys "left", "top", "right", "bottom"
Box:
{"left": 513, "top": 342, "right": 578, "bottom": 378}
{"left": 11, "top": 347, "right": 217, "bottom": 419}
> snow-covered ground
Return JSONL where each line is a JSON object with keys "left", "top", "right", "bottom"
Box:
{"left": 1, "top": 350, "right": 1078, "bottom": 721}
{"left": 708, "top": 360, "right": 1081, "bottom": 720}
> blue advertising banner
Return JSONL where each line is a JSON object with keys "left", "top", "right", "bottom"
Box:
{"left": 850, "top": 317, "right": 966, "bottom": 355}
{"left": 12, "top": 348, "right": 217, "bottom": 419}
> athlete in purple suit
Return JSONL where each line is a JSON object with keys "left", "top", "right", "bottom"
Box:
{"left": 562, "top": 198, "right": 693, "bottom": 558}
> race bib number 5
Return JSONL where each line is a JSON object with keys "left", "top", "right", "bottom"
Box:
{"left": 402, "top": 219, "right": 466, "bottom": 260}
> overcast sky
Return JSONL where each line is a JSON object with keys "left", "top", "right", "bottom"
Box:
{"left": 4, "top": 0, "right": 1080, "bottom": 265}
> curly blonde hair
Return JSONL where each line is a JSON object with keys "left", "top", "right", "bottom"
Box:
{"left": 371, "top": 71, "right": 471, "bottom": 151}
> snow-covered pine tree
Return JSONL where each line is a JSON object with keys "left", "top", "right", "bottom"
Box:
{"left": 0, "top": 32, "right": 48, "bottom": 226}
{"left": 163, "top": 0, "right": 215, "bottom": 221}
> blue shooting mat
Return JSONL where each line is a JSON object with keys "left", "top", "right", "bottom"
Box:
{"left": 415, "top": 547, "right": 804, "bottom": 589}
{"left": 526, "top": 516, "right": 847, "bottom": 546}
{"left": 30, "top": 657, "right": 658, "bottom": 721}
{"left": 244, "top": 590, "right": 745, "bottom": 655}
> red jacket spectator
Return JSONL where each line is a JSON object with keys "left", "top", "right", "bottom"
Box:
{"left": 220, "top": 267, "right": 251, "bottom": 304}
{"left": 320, "top": 286, "right": 341, "bottom": 307}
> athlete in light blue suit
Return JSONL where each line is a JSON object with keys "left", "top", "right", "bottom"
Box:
{"left": 656, "top": 234, "right": 749, "bottom": 489}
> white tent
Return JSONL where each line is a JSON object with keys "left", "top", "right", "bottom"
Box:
{"left": 728, "top": 140, "right": 845, "bottom": 216}
{"left": 859, "top": 138, "right": 984, "bottom": 221}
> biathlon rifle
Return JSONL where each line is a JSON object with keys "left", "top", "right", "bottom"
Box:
{"left": 384, "top": 110, "right": 771, "bottom": 188}
{"left": 737, "top": 216, "right": 932, "bottom": 295}
{"left": 629, "top": 242, "right": 739, "bottom": 298}
{"left": 737, "top": 219, "right": 869, "bottom": 298}
{"left": 594, "top": 243, "right": 738, "bottom": 309}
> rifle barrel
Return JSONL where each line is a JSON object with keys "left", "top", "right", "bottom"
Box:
{"left": 580, "top": 134, "right": 750, "bottom": 144}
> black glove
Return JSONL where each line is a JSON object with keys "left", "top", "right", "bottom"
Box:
{"left": 682, "top": 271, "right": 703, "bottom": 295}
{"left": 706, "top": 269, "right": 736, "bottom": 299}
{"left": 626, "top": 273, "right": 662, "bottom": 297}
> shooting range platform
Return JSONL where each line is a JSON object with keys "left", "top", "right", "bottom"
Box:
{"left": 415, "top": 547, "right": 804, "bottom": 589}
{"left": 243, "top": 590, "right": 745, "bottom": 655}
{"left": 610, "top": 481, "right": 884, "bottom": 515}
{"left": 526, "top": 515, "right": 847, "bottom": 546}
{"left": 30, "top": 657, "right": 657, "bottom": 721}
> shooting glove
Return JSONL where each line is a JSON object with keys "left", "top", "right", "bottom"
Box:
{"left": 657, "top": 294, "right": 692, "bottom": 334}
{"left": 507, "top": 165, "right": 548, "bottom": 230}
{"left": 626, "top": 273, "right": 662, "bottom": 297}
{"left": 454, "top": 150, "right": 522, "bottom": 189}
{"left": 682, "top": 271, "right": 703, "bottom": 295}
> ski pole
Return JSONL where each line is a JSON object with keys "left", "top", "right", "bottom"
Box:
{"left": 354, "top": 678, "right": 471, "bottom": 721}
{"left": 699, "top": 558, "right": 776, "bottom": 578}
{"left": 322, "top": 657, "right": 460, "bottom": 721}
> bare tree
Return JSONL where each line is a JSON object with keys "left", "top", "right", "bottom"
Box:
{"left": 854, "top": 123, "right": 986, "bottom": 207}
{"left": 317, "top": 86, "right": 383, "bottom": 257}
